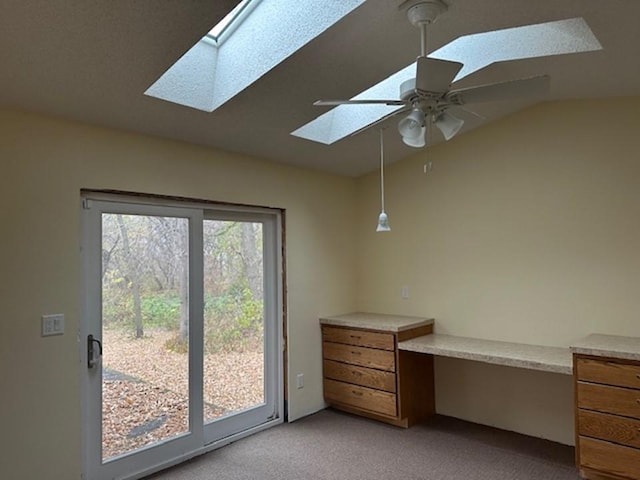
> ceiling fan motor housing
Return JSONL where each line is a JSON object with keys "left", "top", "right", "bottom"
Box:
{"left": 400, "top": 78, "right": 444, "bottom": 110}
{"left": 406, "top": 0, "right": 448, "bottom": 26}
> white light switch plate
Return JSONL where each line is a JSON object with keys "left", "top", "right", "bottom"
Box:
{"left": 42, "top": 314, "right": 65, "bottom": 336}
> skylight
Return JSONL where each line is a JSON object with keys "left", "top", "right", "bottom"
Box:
{"left": 208, "top": 0, "right": 260, "bottom": 44}
{"left": 145, "top": 0, "right": 367, "bottom": 113}
{"left": 291, "top": 17, "right": 603, "bottom": 146}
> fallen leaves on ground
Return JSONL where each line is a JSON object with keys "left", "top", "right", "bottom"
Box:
{"left": 101, "top": 329, "right": 264, "bottom": 459}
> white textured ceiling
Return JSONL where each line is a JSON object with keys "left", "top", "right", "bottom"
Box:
{"left": 1, "top": 0, "right": 639, "bottom": 177}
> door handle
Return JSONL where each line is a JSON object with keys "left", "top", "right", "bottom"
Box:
{"left": 87, "top": 334, "right": 103, "bottom": 369}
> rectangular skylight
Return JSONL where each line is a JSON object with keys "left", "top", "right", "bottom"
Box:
{"left": 208, "top": 0, "right": 261, "bottom": 44}
{"left": 146, "top": 0, "right": 367, "bottom": 113}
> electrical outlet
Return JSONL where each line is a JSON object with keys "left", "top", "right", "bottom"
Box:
{"left": 296, "top": 373, "right": 304, "bottom": 389}
{"left": 401, "top": 286, "right": 409, "bottom": 299}
{"left": 42, "top": 314, "right": 65, "bottom": 336}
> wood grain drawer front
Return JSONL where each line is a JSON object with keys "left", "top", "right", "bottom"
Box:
{"left": 323, "top": 359, "right": 396, "bottom": 393}
{"left": 577, "top": 357, "right": 640, "bottom": 389}
{"left": 322, "top": 326, "right": 395, "bottom": 350}
{"left": 324, "top": 378, "right": 397, "bottom": 417}
{"left": 578, "top": 382, "right": 640, "bottom": 420}
{"left": 579, "top": 436, "right": 640, "bottom": 480}
{"left": 323, "top": 342, "right": 396, "bottom": 372}
{"left": 579, "top": 409, "right": 640, "bottom": 449}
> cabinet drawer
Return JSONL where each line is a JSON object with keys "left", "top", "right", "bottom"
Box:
{"left": 579, "top": 436, "right": 640, "bottom": 480}
{"left": 577, "top": 382, "right": 640, "bottom": 420}
{"left": 323, "top": 359, "right": 396, "bottom": 393}
{"left": 579, "top": 409, "right": 640, "bottom": 449}
{"left": 324, "top": 378, "right": 397, "bottom": 417}
{"left": 576, "top": 357, "right": 640, "bottom": 390}
{"left": 322, "top": 326, "right": 394, "bottom": 350}
{"left": 323, "top": 342, "right": 396, "bottom": 372}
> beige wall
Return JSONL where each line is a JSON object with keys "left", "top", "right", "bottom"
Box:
{"left": 355, "top": 97, "right": 640, "bottom": 445}
{"left": 0, "top": 109, "right": 357, "bottom": 479}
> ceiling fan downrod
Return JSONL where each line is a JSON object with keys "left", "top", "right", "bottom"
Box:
{"left": 406, "top": 0, "right": 448, "bottom": 56}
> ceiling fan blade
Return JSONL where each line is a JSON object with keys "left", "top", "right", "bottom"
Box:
{"left": 447, "top": 75, "right": 550, "bottom": 105}
{"left": 314, "top": 99, "right": 406, "bottom": 106}
{"left": 415, "top": 57, "right": 464, "bottom": 93}
{"left": 434, "top": 111, "right": 464, "bottom": 141}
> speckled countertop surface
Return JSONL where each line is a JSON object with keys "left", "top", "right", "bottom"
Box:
{"left": 571, "top": 334, "right": 640, "bottom": 362}
{"left": 399, "top": 334, "right": 573, "bottom": 375}
{"left": 319, "top": 312, "right": 433, "bottom": 333}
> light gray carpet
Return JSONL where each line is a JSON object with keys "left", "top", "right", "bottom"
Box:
{"left": 146, "top": 409, "right": 581, "bottom": 480}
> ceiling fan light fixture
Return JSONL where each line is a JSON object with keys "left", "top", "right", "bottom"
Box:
{"left": 434, "top": 111, "right": 464, "bottom": 141}
{"left": 402, "top": 126, "right": 426, "bottom": 148}
{"left": 398, "top": 109, "right": 425, "bottom": 140}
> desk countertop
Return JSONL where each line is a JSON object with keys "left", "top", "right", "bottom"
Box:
{"left": 570, "top": 333, "right": 640, "bottom": 362}
{"left": 399, "top": 334, "right": 573, "bottom": 375}
{"left": 319, "top": 312, "right": 433, "bottom": 333}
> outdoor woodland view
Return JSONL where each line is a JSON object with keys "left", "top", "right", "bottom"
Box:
{"left": 100, "top": 214, "right": 265, "bottom": 459}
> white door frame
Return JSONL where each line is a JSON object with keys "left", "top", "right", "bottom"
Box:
{"left": 80, "top": 193, "right": 284, "bottom": 480}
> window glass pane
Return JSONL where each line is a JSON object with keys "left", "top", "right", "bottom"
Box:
{"left": 101, "top": 214, "right": 190, "bottom": 461}
{"left": 202, "top": 220, "right": 265, "bottom": 423}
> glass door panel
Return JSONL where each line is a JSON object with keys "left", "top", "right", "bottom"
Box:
{"left": 101, "top": 214, "right": 191, "bottom": 461}
{"left": 202, "top": 220, "right": 265, "bottom": 424}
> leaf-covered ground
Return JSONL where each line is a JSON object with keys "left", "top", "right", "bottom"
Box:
{"left": 101, "top": 329, "right": 264, "bottom": 459}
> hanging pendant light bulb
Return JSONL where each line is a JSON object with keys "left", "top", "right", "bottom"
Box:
{"left": 376, "top": 128, "right": 391, "bottom": 232}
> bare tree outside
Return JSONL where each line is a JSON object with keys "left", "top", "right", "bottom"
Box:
{"left": 115, "top": 214, "right": 144, "bottom": 338}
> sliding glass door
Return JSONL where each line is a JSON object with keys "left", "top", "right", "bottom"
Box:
{"left": 81, "top": 196, "right": 282, "bottom": 480}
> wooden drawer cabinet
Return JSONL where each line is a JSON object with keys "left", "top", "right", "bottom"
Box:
{"left": 321, "top": 322, "right": 434, "bottom": 428}
{"left": 575, "top": 355, "right": 640, "bottom": 480}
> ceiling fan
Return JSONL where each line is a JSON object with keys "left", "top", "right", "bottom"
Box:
{"left": 314, "top": 0, "right": 550, "bottom": 148}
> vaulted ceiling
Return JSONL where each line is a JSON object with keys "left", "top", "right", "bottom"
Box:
{"left": 2, "top": 0, "right": 639, "bottom": 176}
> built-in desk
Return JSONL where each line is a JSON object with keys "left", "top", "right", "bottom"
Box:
{"left": 319, "top": 313, "right": 575, "bottom": 428}
{"left": 321, "top": 314, "right": 640, "bottom": 480}
{"left": 399, "top": 333, "right": 573, "bottom": 375}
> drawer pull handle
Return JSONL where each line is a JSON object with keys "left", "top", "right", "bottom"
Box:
{"left": 351, "top": 351, "right": 361, "bottom": 355}
{"left": 352, "top": 390, "right": 363, "bottom": 396}
{"left": 350, "top": 335, "right": 361, "bottom": 339}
